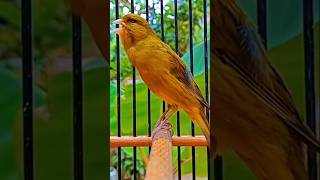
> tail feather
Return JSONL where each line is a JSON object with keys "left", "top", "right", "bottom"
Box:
{"left": 196, "top": 110, "right": 217, "bottom": 158}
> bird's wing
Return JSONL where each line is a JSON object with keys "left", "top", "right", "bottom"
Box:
{"left": 213, "top": 0, "right": 320, "bottom": 151}
{"left": 160, "top": 41, "right": 209, "bottom": 109}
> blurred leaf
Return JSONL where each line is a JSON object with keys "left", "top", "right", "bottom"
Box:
{"left": 0, "top": 1, "right": 20, "bottom": 28}
{"left": 15, "top": 60, "right": 108, "bottom": 180}
{"left": 0, "top": 66, "right": 21, "bottom": 180}
{"left": 182, "top": 40, "right": 210, "bottom": 76}
{"left": 238, "top": 0, "right": 319, "bottom": 48}
{"left": 0, "top": 64, "right": 46, "bottom": 180}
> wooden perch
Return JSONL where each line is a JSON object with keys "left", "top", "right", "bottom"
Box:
{"left": 145, "top": 123, "right": 173, "bottom": 180}
{"left": 110, "top": 136, "right": 208, "bottom": 147}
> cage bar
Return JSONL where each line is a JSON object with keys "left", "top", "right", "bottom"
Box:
{"left": 257, "top": 0, "right": 267, "bottom": 47}
{"left": 188, "top": 0, "right": 196, "bottom": 179}
{"left": 146, "top": 0, "right": 152, "bottom": 154}
{"left": 303, "top": 0, "right": 317, "bottom": 179}
{"left": 203, "top": 0, "right": 211, "bottom": 179}
{"left": 160, "top": 0, "right": 166, "bottom": 112}
{"left": 21, "top": 0, "right": 34, "bottom": 179}
{"left": 115, "top": 0, "right": 122, "bottom": 178}
{"left": 130, "top": 1, "right": 137, "bottom": 180}
{"left": 72, "top": 15, "right": 83, "bottom": 180}
{"left": 173, "top": 0, "right": 182, "bottom": 179}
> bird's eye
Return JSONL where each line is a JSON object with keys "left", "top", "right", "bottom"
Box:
{"left": 129, "top": 19, "right": 137, "bottom": 23}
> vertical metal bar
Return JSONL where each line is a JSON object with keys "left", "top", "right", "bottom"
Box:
{"left": 211, "top": 1, "right": 223, "bottom": 179}
{"left": 188, "top": 0, "right": 196, "bottom": 179}
{"left": 130, "top": 2, "right": 137, "bottom": 180}
{"left": 203, "top": 0, "right": 210, "bottom": 179}
{"left": 303, "top": 0, "right": 317, "bottom": 180}
{"left": 115, "top": 0, "right": 122, "bottom": 178}
{"left": 214, "top": 156, "right": 223, "bottom": 180}
{"left": 146, "top": 0, "right": 149, "bottom": 21}
{"left": 203, "top": 0, "right": 208, "bottom": 124}
{"left": 72, "top": 15, "right": 83, "bottom": 180}
{"left": 209, "top": 1, "right": 222, "bottom": 180}
{"left": 160, "top": 0, "right": 166, "bottom": 113}
{"left": 173, "top": 0, "right": 181, "bottom": 179}
{"left": 257, "top": 0, "right": 267, "bottom": 48}
{"left": 21, "top": 0, "right": 33, "bottom": 179}
{"left": 146, "top": 0, "right": 152, "bottom": 154}
{"left": 160, "top": 0, "right": 165, "bottom": 41}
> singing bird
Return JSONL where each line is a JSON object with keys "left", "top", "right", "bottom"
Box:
{"left": 113, "top": 14, "right": 213, "bottom": 149}
{"left": 211, "top": 0, "right": 320, "bottom": 179}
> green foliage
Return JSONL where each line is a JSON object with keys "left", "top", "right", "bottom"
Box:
{"left": 31, "top": 61, "right": 107, "bottom": 180}
{"left": 111, "top": 150, "right": 145, "bottom": 179}
{"left": 0, "top": 65, "right": 22, "bottom": 180}
{"left": 0, "top": 58, "right": 108, "bottom": 180}
{"left": 1, "top": 0, "right": 71, "bottom": 61}
{"left": 0, "top": 1, "right": 21, "bottom": 59}
{"left": 182, "top": 39, "right": 210, "bottom": 76}
{"left": 0, "top": 63, "right": 46, "bottom": 180}
{"left": 237, "top": 0, "right": 319, "bottom": 48}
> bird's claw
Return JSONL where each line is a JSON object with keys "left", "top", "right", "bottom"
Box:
{"left": 151, "top": 118, "right": 173, "bottom": 137}
{"left": 162, "top": 122, "right": 173, "bottom": 136}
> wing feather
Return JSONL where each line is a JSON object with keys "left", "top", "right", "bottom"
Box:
{"left": 160, "top": 42, "right": 209, "bottom": 109}
{"left": 213, "top": 0, "right": 320, "bottom": 151}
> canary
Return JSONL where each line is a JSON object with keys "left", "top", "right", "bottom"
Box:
{"left": 113, "top": 14, "right": 213, "bottom": 150}
{"left": 211, "top": 0, "right": 320, "bottom": 179}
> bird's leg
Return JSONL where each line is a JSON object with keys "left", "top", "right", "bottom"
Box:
{"left": 152, "top": 104, "right": 178, "bottom": 136}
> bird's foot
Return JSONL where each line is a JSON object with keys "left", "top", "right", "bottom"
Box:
{"left": 151, "top": 116, "right": 173, "bottom": 137}
{"left": 161, "top": 122, "right": 173, "bottom": 135}
{"left": 151, "top": 119, "right": 165, "bottom": 137}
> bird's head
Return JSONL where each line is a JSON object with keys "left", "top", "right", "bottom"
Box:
{"left": 112, "top": 14, "right": 155, "bottom": 42}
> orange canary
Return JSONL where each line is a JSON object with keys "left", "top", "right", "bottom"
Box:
{"left": 113, "top": 14, "right": 213, "bottom": 150}
{"left": 211, "top": 0, "right": 320, "bottom": 179}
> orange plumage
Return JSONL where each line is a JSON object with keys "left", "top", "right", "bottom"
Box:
{"left": 113, "top": 14, "right": 213, "bottom": 151}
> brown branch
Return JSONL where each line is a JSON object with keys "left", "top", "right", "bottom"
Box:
{"left": 145, "top": 123, "right": 173, "bottom": 180}
{"left": 119, "top": 0, "right": 131, "bottom": 9}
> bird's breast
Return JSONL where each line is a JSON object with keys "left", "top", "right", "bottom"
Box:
{"left": 131, "top": 59, "right": 180, "bottom": 105}
{"left": 126, "top": 39, "right": 189, "bottom": 106}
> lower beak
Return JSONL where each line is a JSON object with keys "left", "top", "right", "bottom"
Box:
{"left": 112, "top": 19, "right": 124, "bottom": 34}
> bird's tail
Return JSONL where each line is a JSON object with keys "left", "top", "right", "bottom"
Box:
{"left": 195, "top": 109, "right": 217, "bottom": 159}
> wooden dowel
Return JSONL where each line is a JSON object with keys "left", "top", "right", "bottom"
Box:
{"left": 145, "top": 123, "right": 173, "bottom": 180}
{"left": 110, "top": 136, "right": 208, "bottom": 147}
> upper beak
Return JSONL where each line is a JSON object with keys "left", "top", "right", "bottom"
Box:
{"left": 113, "top": 19, "right": 123, "bottom": 25}
{"left": 112, "top": 19, "right": 124, "bottom": 34}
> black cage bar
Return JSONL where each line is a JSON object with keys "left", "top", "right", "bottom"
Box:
{"left": 21, "top": 0, "right": 33, "bottom": 179}
{"left": 174, "top": 0, "right": 182, "bottom": 179}
{"left": 303, "top": 0, "right": 317, "bottom": 179}
{"left": 72, "top": 15, "right": 84, "bottom": 180}
{"left": 115, "top": 0, "right": 122, "bottom": 179}
{"left": 188, "top": 0, "right": 197, "bottom": 178}
{"left": 257, "top": 0, "right": 267, "bottom": 47}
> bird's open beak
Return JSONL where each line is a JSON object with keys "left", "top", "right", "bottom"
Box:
{"left": 112, "top": 19, "right": 124, "bottom": 34}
